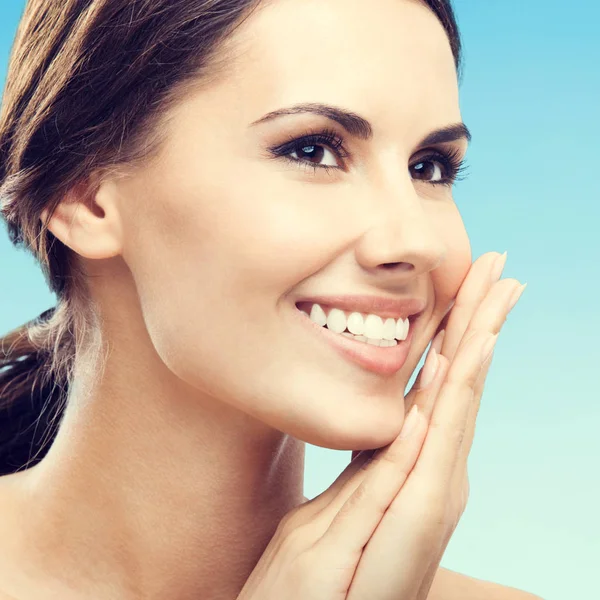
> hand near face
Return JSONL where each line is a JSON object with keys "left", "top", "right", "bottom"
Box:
{"left": 236, "top": 251, "right": 526, "bottom": 599}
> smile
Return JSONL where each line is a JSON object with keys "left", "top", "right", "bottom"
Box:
{"left": 293, "top": 302, "right": 423, "bottom": 376}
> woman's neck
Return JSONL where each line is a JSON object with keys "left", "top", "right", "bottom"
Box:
{"left": 0, "top": 345, "right": 306, "bottom": 599}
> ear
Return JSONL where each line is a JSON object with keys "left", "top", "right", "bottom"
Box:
{"left": 40, "top": 176, "right": 124, "bottom": 260}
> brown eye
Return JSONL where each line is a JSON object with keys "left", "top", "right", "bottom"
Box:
{"left": 267, "top": 128, "right": 350, "bottom": 174}
{"left": 289, "top": 143, "right": 338, "bottom": 168}
{"left": 410, "top": 159, "right": 444, "bottom": 182}
{"left": 408, "top": 148, "right": 468, "bottom": 187}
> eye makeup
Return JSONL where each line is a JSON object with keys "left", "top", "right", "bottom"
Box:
{"left": 265, "top": 126, "right": 469, "bottom": 187}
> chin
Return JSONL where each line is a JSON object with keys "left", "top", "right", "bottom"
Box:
{"left": 238, "top": 369, "right": 412, "bottom": 451}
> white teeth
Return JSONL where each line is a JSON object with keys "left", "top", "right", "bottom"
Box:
{"left": 363, "top": 314, "right": 384, "bottom": 339}
{"left": 396, "top": 317, "right": 409, "bottom": 341}
{"left": 382, "top": 318, "right": 397, "bottom": 341}
{"left": 326, "top": 308, "right": 347, "bottom": 334}
{"left": 304, "top": 302, "right": 411, "bottom": 342}
{"left": 341, "top": 332, "right": 398, "bottom": 347}
{"left": 347, "top": 312, "right": 365, "bottom": 335}
{"left": 309, "top": 303, "right": 327, "bottom": 327}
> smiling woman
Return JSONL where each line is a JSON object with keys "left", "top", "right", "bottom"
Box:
{"left": 0, "top": 1, "right": 540, "bottom": 599}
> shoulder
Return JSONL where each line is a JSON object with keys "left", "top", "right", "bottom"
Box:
{"left": 428, "top": 567, "right": 545, "bottom": 600}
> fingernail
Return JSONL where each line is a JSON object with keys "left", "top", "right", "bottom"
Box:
{"left": 419, "top": 347, "right": 439, "bottom": 389}
{"left": 400, "top": 404, "right": 420, "bottom": 439}
{"left": 490, "top": 251, "right": 508, "bottom": 283}
{"left": 431, "top": 329, "right": 445, "bottom": 354}
{"left": 507, "top": 282, "right": 527, "bottom": 313}
{"left": 481, "top": 334, "right": 498, "bottom": 363}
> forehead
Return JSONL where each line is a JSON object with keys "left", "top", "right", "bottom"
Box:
{"left": 220, "top": 0, "right": 460, "bottom": 128}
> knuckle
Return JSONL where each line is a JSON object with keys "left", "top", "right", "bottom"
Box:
{"left": 462, "top": 483, "right": 470, "bottom": 507}
{"left": 346, "top": 479, "right": 388, "bottom": 520}
{"left": 461, "top": 328, "right": 479, "bottom": 346}
{"left": 276, "top": 507, "right": 308, "bottom": 538}
{"left": 278, "top": 521, "right": 317, "bottom": 553}
{"left": 445, "top": 374, "right": 478, "bottom": 398}
{"left": 277, "top": 508, "right": 298, "bottom": 529}
{"left": 464, "top": 368, "right": 481, "bottom": 389}
{"left": 378, "top": 449, "right": 402, "bottom": 469}
{"left": 451, "top": 295, "right": 469, "bottom": 310}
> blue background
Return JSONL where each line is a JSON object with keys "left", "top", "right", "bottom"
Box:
{"left": 1, "top": 2, "right": 598, "bottom": 598}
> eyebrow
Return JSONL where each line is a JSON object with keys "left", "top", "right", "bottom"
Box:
{"left": 249, "top": 102, "right": 471, "bottom": 147}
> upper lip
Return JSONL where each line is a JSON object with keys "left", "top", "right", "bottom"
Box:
{"left": 294, "top": 295, "right": 427, "bottom": 320}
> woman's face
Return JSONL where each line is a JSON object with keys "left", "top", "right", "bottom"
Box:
{"left": 112, "top": 0, "right": 471, "bottom": 450}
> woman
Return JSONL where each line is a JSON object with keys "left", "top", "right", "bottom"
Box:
{"left": 0, "top": 0, "right": 541, "bottom": 598}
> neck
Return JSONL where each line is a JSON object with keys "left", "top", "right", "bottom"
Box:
{"left": 0, "top": 333, "right": 306, "bottom": 600}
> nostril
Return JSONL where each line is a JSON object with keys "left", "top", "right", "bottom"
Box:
{"left": 381, "top": 262, "right": 413, "bottom": 271}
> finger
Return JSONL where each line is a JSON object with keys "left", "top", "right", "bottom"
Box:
{"left": 438, "top": 251, "right": 507, "bottom": 362}
{"left": 415, "top": 279, "right": 524, "bottom": 565}
{"left": 353, "top": 255, "right": 501, "bottom": 459}
{"left": 461, "top": 350, "right": 494, "bottom": 460}
{"left": 342, "top": 351, "right": 459, "bottom": 600}
{"left": 405, "top": 328, "right": 445, "bottom": 410}
{"left": 406, "top": 330, "right": 496, "bottom": 494}
{"left": 346, "top": 341, "right": 488, "bottom": 599}
{"left": 405, "top": 252, "right": 504, "bottom": 410}
{"left": 407, "top": 277, "right": 517, "bottom": 504}
{"left": 312, "top": 349, "right": 449, "bottom": 556}
{"left": 306, "top": 270, "right": 512, "bottom": 521}
{"left": 454, "top": 279, "right": 526, "bottom": 482}
{"left": 295, "top": 448, "right": 377, "bottom": 522}
{"left": 449, "top": 347, "right": 495, "bottom": 511}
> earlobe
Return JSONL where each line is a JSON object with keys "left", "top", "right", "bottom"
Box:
{"left": 39, "top": 178, "right": 124, "bottom": 260}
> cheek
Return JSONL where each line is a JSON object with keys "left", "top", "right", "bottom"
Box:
{"left": 431, "top": 208, "right": 472, "bottom": 313}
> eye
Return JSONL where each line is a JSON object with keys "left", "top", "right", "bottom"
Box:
{"left": 411, "top": 159, "right": 444, "bottom": 182}
{"left": 288, "top": 142, "right": 338, "bottom": 168}
{"left": 409, "top": 148, "right": 468, "bottom": 187}
{"left": 267, "top": 127, "right": 350, "bottom": 174}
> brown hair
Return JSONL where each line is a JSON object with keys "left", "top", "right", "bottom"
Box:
{"left": 0, "top": 0, "right": 462, "bottom": 475}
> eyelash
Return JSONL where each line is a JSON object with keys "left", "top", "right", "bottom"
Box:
{"left": 267, "top": 127, "right": 469, "bottom": 187}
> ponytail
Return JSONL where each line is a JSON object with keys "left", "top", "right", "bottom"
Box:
{"left": 0, "top": 305, "right": 72, "bottom": 475}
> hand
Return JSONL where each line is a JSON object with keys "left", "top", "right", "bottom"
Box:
{"left": 236, "top": 251, "right": 525, "bottom": 600}
{"left": 347, "top": 251, "right": 524, "bottom": 599}
{"left": 410, "top": 251, "right": 520, "bottom": 598}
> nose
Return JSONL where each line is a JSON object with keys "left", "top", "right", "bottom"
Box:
{"left": 353, "top": 178, "right": 447, "bottom": 281}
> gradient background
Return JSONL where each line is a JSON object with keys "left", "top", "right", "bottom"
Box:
{"left": 1, "top": 2, "right": 598, "bottom": 598}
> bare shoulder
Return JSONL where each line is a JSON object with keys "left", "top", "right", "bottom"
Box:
{"left": 428, "top": 566, "right": 546, "bottom": 600}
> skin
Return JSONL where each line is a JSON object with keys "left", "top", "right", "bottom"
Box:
{"left": 0, "top": 0, "right": 538, "bottom": 598}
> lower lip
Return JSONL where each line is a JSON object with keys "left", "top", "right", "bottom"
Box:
{"left": 291, "top": 306, "right": 419, "bottom": 376}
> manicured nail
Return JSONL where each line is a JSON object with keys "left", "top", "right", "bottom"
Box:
{"left": 507, "top": 282, "right": 527, "bottom": 313}
{"left": 400, "top": 404, "right": 420, "bottom": 439}
{"left": 481, "top": 334, "right": 498, "bottom": 363}
{"left": 431, "top": 329, "right": 445, "bottom": 354}
{"left": 490, "top": 251, "right": 508, "bottom": 283}
{"left": 419, "top": 347, "right": 439, "bottom": 389}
